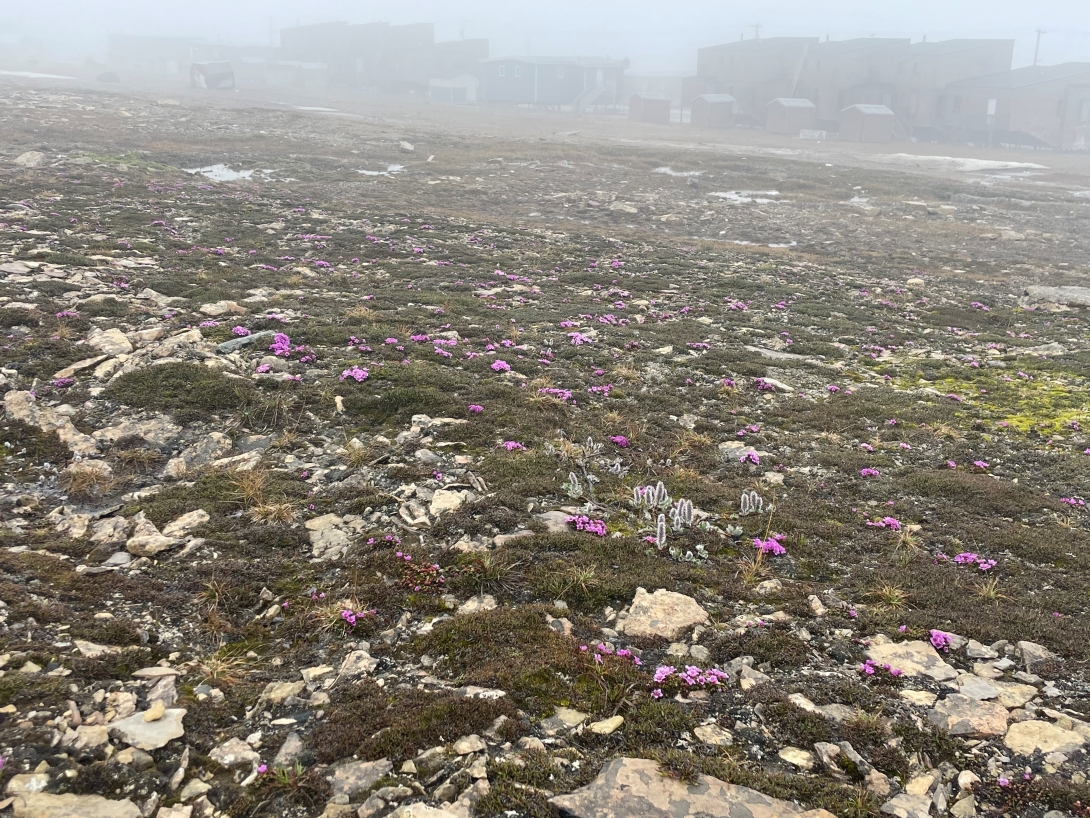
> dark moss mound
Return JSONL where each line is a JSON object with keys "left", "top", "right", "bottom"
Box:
{"left": 107, "top": 362, "right": 250, "bottom": 423}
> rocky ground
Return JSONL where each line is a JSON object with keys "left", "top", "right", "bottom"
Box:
{"left": 1, "top": 79, "right": 1090, "bottom": 818}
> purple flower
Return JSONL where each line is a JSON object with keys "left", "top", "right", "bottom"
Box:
{"left": 232, "top": 326, "right": 251, "bottom": 336}
{"left": 491, "top": 360, "right": 511, "bottom": 372}
{"left": 740, "top": 452, "right": 761, "bottom": 466}
{"left": 609, "top": 434, "right": 629, "bottom": 448}
{"left": 753, "top": 537, "right": 786, "bottom": 556}
{"left": 860, "top": 468, "right": 881, "bottom": 478}
{"left": 339, "top": 365, "right": 369, "bottom": 382}
{"left": 501, "top": 441, "right": 525, "bottom": 451}
{"left": 929, "top": 629, "right": 952, "bottom": 652}
{"left": 467, "top": 404, "right": 484, "bottom": 413}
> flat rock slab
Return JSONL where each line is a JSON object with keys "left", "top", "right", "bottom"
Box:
{"left": 618, "top": 587, "right": 709, "bottom": 641}
{"left": 330, "top": 758, "right": 393, "bottom": 799}
{"left": 549, "top": 756, "right": 832, "bottom": 818}
{"left": 927, "top": 694, "right": 1008, "bottom": 738}
{"left": 1004, "top": 720, "right": 1085, "bottom": 756}
{"left": 108, "top": 708, "right": 185, "bottom": 750}
{"left": 866, "top": 640, "right": 957, "bottom": 682}
{"left": 12, "top": 793, "right": 142, "bottom": 818}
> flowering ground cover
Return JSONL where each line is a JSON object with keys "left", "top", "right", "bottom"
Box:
{"left": 0, "top": 82, "right": 1088, "bottom": 817}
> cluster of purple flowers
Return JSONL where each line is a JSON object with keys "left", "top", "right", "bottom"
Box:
{"left": 952, "top": 552, "right": 997, "bottom": 571}
{"left": 650, "top": 664, "right": 730, "bottom": 699}
{"left": 566, "top": 515, "right": 607, "bottom": 536}
{"left": 231, "top": 326, "right": 250, "bottom": 336}
{"left": 568, "top": 331, "right": 593, "bottom": 345}
{"left": 859, "top": 658, "right": 903, "bottom": 678}
{"left": 339, "top": 365, "right": 369, "bottom": 382}
{"left": 467, "top": 404, "right": 484, "bottom": 414}
{"left": 929, "top": 629, "right": 953, "bottom": 652}
{"left": 1060, "top": 497, "right": 1085, "bottom": 509}
{"left": 859, "top": 468, "right": 881, "bottom": 478}
{"left": 753, "top": 536, "right": 786, "bottom": 556}
{"left": 739, "top": 452, "right": 761, "bottom": 466}
{"left": 490, "top": 359, "right": 511, "bottom": 372}
{"left": 609, "top": 434, "right": 629, "bottom": 448}
{"left": 580, "top": 642, "right": 641, "bottom": 666}
{"left": 866, "top": 516, "right": 903, "bottom": 531}
{"left": 538, "top": 387, "right": 574, "bottom": 402}
{"left": 501, "top": 441, "right": 526, "bottom": 451}
{"left": 754, "top": 377, "right": 775, "bottom": 391}
{"left": 340, "top": 608, "right": 376, "bottom": 628}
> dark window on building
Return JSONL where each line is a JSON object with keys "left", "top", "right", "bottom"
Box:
{"left": 498, "top": 65, "right": 506, "bottom": 77}
{"left": 1081, "top": 99, "right": 1090, "bottom": 122}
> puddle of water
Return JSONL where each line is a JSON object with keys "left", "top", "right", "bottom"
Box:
{"left": 183, "top": 164, "right": 254, "bottom": 182}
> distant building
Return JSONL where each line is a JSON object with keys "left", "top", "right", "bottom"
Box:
{"left": 690, "top": 94, "right": 737, "bottom": 129}
{"left": 429, "top": 74, "right": 479, "bottom": 104}
{"left": 190, "top": 62, "right": 235, "bottom": 90}
{"left": 277, "top": 21, "right": 487, "bottom": 94}
{"left": 629, "top": 92, "right": 671, "bottom": 124}
{"left": 623, "top": 75, "right": 685, "bottom": 106}
{"left": 792, "top": 38, "right": 910, "bottom": 127}
{"left": 765, "top": 98, "right": 816, "bottom": 134}
{"left": 839, "top": 104, "right": 895, "bottom": 141}
{"left": 481, "top": 57, "right": 628, "bottom": 107}
{"left": 941, "top": 63, "right": 1090, "bottom": 150}
{"left": 108, "top": 35, "right": 203, "bottom": 76}
{"left": 696, "top": 37, "right": 818, "bottom": 121}
{"left": 877, "top": 39, "right": 1014, "bottom": 137}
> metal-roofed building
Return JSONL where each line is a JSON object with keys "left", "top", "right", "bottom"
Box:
{"left": 629, "top": 92, "right": 671, "bottom": 124}
{"left": 839, "top": 103, "right": 895, "bottom": 142}
{"left": 765, "top": 97, "right": 817, "bottom": 134}
{"left": 690, "top": 94, "right": 737, "bottom": 129}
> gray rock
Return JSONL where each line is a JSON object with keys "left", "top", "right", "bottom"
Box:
{"left": 209, "top": 737, "right": 259, "bottom": 769}
{"left": 927, "top": 694, "right": 1008, "bottom": 738}
{"left": 880, "top": 793, "right": 933, "bottom": 818}
{"left": 867, "top": 640, "right": 958, "bottom": 682}
{"left": 329, "top": 758, "right": 393, "bottom": 800}
{"left": 216, "top": 330, "right": 275, "bottom": 354}
{"left": 549, "top": 756, "right": 828, "bottom": 817}
{"left": 533, "top": 510, "right": 571, "bottom": 534}
{"left": 1024, "top": 285, "right": 1090, "bottom": 308}
{"left": 1004, "top": 720, "right": 1085, "bottom": 755}
{"left": 1017, "top": 641, "right": 1056, "bottom": 672}
{"left": 10, "top": 793, "right": 142, "bottom": 818}
{"left": 338, "top": 649, "right": 378, "bottom": 678}
{"left": 108, "top": 708, "right": 186, "bottom": 750}
{"left": 87, "top": 327, "right": 133, "bottom": 356}
{"left": 273, "top": 733, "right": 304, "bottom": 767}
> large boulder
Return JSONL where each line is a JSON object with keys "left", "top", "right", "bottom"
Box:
{"left": 549, "top": 756, "right": 834, "bottom": 818}
{"left": 617, "top": 587, "right": 709, "bottom": 641}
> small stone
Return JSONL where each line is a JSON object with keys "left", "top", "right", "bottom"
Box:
{"left": 694, "top": 723, "right": 733, "bottom": 746}
{"left": 143, "top": 700, "right": 166, "bottom": 722}
{"left": 899, "top": 689, "right": 937, "bottom": 707}
{"left": 587, "top": 715, "right": 624, "bottom": 735}
{"left": 262, "top": 680, "right": 305, "bottom": 705}
{"left": 453, "top": 734, "right": 486, "bottom": 755}
{"left": 330, "top": 758, "right": 394, "bottom": 800}
{"left": 880, "top": 793, "right": 933, "bottom": 818}
{"left": 300, "top": 665, "right": 333, "bottom": 684}
{"left": 1017, "top": 641, "right": 1056, "bottom": 671}
{"left": 739, "top": 665, "right": 771, "bottom": 690}
{"left": 457, "top": 594, "right": 497, "bottom": 616}
{"left": 338, "top": 650, "right": 378, "bottom": 678}
{"left": 965, "top": 640, "right": 999, "bottom": 660}
{"left": 950, "top": 795, "right": 977, "bottom": 818}
{"left": 778, "top": 747, "right": 814, "bottom": 770}
{"left": 179, "top": 779, "right": 212, "bottom": 800}
{"left": 210, "top": 737, "right": 260, "bottom": 768}
{"left": 617, "top": 587, "right": 708, "bottom": 641}
{"left": 8, "top": 793, "right": 142, "bottom": 817}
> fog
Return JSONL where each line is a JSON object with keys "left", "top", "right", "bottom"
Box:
{"left": 2, "top": 0, "right": 1088, "bottom": 72}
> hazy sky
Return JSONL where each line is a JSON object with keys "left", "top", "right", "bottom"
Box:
{"left": 3, "top": 0, "right": 1088, "bottom": 72}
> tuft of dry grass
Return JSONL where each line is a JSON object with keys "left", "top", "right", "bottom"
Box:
{"left": 868, "top": 584, "right": 910, "bottom": 611}
{"left": 60, "top": 464, "right": 118, "bottom": 500}
{"left": 250, "top": 501, "right": 299, "bottom": 526}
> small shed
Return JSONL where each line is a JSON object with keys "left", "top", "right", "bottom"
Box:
{"left": 691, "top": 94, "right": 737, "bottom": 129}
{"left": 629, "top": 93, "right": 671, "bottom": 124}
{"left": 190, "top": 62, "right": 235, "bottom": 90}
{"left": 765, "top": 98, "right": 817, "bottom": 134}
{"left": 429, "top": 74, "right": 479, "bottom": 104}
{"left": 839, "top": 104, "right": 895, "bottom": 142}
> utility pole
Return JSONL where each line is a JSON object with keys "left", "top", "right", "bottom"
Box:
{"left": 1033, "top": 29, "right": 1046, "bottom": 66}
{"left": 752, "top": 23, "right": 762, "bottom": 41}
